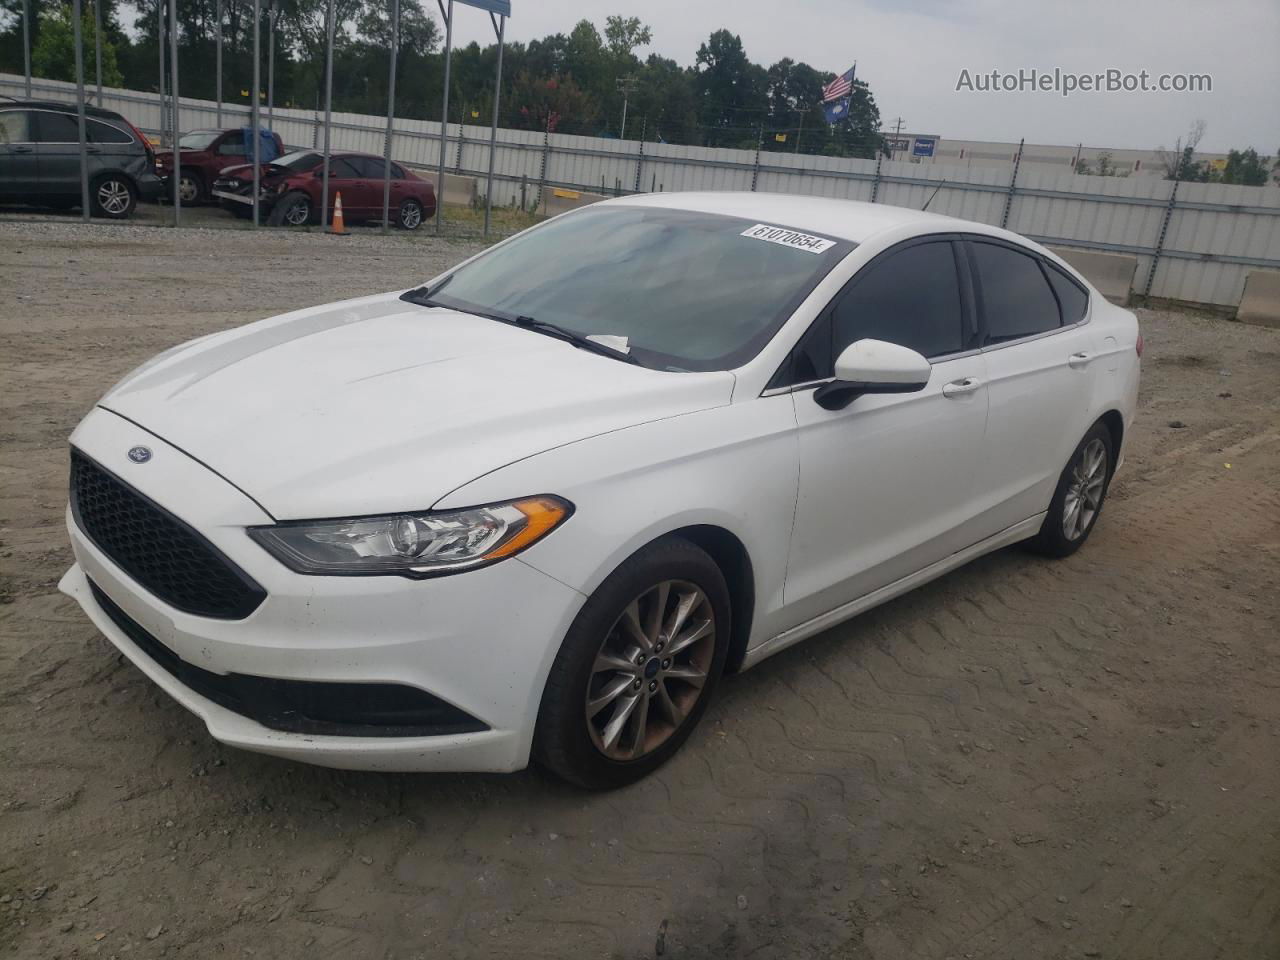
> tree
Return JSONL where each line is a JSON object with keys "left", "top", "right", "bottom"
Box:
{"left": 1217, "top": 147, "right": 1272, "bottom": 186}
{"left": 603, "top": 14, "right": 650, "bottom": 59}
{"left": 694, "top": 29, "right": 767, "bottom": 145}
{"left": 1157, "top": 119, "right": 1208, "bottom": 181}
{"left": 31, "top": 3, "right": 123, "bottom": 87}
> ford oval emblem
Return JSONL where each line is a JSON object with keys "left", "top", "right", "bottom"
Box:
{"left": 127, "top": 445, "right": 153, "bottom": 464}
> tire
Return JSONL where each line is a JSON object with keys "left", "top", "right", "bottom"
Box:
{"left": 1027, "top": 422, "right": 1115, "bottom": 558}
{"left": 534, "top": 536, "right": 731, "bottom": 790}
{"left": 90, "top": 174, "right": 137, "bottom": 219}
{"left": 268, "top": 191, "right": 312, "bottom": 228}
{"left": 178, "top": 168, "right": 206, "bottom": 205}
{"left": 397, "top": 198, "right": 424, "bottom": 230}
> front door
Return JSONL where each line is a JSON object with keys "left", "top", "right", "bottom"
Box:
{"left": 33, "top": 109, "right": 90, "bottom": 197}
{"left": 782, "top": 237, "right": 991, "bottom": 629}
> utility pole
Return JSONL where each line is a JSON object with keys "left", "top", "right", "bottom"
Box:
{"left": 794, "top": 109, "right": 804, "bottom": 154}
{"left": 888, "top": 116, "right": 905, "bottom": 159}
{"left": 616, "top": 75, "right": 639, "bottom": 140}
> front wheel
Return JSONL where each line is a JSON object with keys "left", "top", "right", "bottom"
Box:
{"left": 268, "top": 191, "right": 312, "bottom": 227}
{"left": 177, "top": 169, "right": 206, "bottom": 204}
{"left": 1028, "top": 422, "right": 1114, "bottom": 557}
{"left": 534, "top": 537, "right": 731, "bottom": 789}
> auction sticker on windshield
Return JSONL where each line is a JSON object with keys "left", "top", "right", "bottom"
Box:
{"left": 739, "top": 223, "right": 836, "bottom": 254}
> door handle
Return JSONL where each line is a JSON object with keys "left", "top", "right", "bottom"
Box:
{"left": 942, "top": 377, "right": 983, "bottom": 398}
{"left": 14, "top": 145, "right": 33, "bottom": 153}
{"left": 86, "top": 146, "right": 102, "bottom": 154}
{"left": 1068, "top": 352, "right": 1093, "bottom": 368}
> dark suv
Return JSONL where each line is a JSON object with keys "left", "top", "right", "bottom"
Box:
{"left": 0, "top": 100, "right": 163, "bottom": 218}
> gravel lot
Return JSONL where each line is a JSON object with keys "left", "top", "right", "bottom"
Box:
{"left": 1, "top": 220, "right": 1278, "bottom": 960}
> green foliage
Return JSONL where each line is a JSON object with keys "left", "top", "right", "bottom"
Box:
{"left": 1, "top": 4, "right": 885, "bottom": 156}
{"left": 1217, "top": 148, "right": 1272, "bottom": 186}
{"left": 30, "top": 2, "right": 123, "bottom": 87}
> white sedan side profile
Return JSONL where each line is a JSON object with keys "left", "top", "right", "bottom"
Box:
{"left": 60, "top": 192, "right": 1140, "bottom": 788}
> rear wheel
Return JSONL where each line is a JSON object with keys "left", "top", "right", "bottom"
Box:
{"left": 90, "top": 174, "right": 137, "bottom": 218}
{"left": 268, "top": 191, "right": 312, "bottom": 227}
{"left": 1027, "top": 422, "right": 1114, "bottom": 557}
{"left": 534, "top": 537, "right": 730, "bottom": 789}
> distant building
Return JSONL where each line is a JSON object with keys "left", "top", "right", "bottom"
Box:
{"left": 885, "top": 133, "right": 1229, "bottom": 178}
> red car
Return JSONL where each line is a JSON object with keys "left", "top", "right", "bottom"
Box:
{"left": 155, "top": 128, "right": 287, "bottom": 205}
{"left": 211, "top": 150, "right": 435, "bottom": 229}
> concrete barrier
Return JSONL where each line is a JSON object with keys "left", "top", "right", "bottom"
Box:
{"left": 1237, "top": 270, "right": 1280, "bottom": 328}
{"left": 539, "top": 187, "right": 608, "bottom": 218}
{"left": 1048, "top": 247, "right": 1139, "bottom": 305}
{"left": 407, "top": 169, "right": 479, "bottom": 207}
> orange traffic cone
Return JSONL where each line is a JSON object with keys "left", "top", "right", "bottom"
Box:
{"left": 329, "top": 191, "right": 348, "bottom": 235}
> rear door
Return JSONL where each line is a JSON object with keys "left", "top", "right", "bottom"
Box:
{"left": 0, "top": 110, "right": 38, "bottom": 195}
{"left": 965, "top": 237, "right": 1099, "bottom": 535}
{"left": 353, "top": 155, "right": 402, "bottom": 222}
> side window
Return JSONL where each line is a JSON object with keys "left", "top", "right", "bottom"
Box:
{"left": 390, "top": 162, "right": 406, "bottom": 179}
{"left": 216, "top": 131, "right": 245, "bottom": 155}
{"left": 33, "top": 111, "right": 82, "bottom": 142}
{"left": 88, "top": 119, "right": 132, "bottom": 144}
{"left": 831, "top": 241, "right": 966, "bottom": 361}
{"left": 970, "top": 242, "right": 1061, "bottom": 343}
{"left": 329, "top": 158, "right": 361, "bottom": 178}
{"left": 1045, "top": 263, "right": 1089, "bottom": 324}
{"left": 349, "top": 156, "right": 384, "bottom": 178}
{"left": 0, "top": 110, "right": 32, "bottom": 143}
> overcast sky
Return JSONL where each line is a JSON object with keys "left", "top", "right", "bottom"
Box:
{"left": 448, "top": 0, "right": 1278, "bottom": 152}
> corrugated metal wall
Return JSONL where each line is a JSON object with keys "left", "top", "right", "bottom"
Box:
{"left": 5, "top": 72, "right": 1278, "bottom": 308}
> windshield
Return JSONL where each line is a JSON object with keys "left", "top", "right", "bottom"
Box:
{"left": 426, "top": 205, "right": 851, "bottom": 371}
{"left": 178, "top": 131, "right": 220, "bottom": 149}
{"left": 272, "top": 151, "right": 322, "bottom": 171}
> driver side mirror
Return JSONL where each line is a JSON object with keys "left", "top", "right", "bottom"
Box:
{"left": 813, "top": 339, "right": 931, "bottom": 411}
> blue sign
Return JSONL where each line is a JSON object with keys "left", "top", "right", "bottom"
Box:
{"left": 457, "top": 0, "right": 510, "bottom": 15}
{"left": 912, "top": 137, "right": 937, "bottom": 158}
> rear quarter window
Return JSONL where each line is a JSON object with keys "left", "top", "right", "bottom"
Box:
{"left": 88, "top": 119, "right": 133, "bottom": 144}
{"left": 970, "top": 241, "right": 1062, "bottom": 344}
{"left": 1045, "top": 263, "right": 1090, "bottom": 324}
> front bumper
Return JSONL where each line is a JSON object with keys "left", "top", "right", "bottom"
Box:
{"left": 60, "top": 407, "right": 587, "bottom": 772}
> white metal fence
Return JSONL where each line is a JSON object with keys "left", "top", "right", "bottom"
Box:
{"left": 5, "top": 72, "right": 1279, "bottom": 309}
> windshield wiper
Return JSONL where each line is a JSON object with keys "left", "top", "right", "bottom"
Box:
{"left": 512, "top": 315, "right": 640, "bottom": 365}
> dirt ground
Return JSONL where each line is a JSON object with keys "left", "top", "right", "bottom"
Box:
{"left": 1, "top": 220, "right": 1277, "bottom": 960}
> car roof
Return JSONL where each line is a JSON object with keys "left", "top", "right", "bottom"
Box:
{"left": 2, "top": 98, "right": 124, "bottom": 122}
{"left": 608, "top": 191, "right": 1017, "bottom": 246}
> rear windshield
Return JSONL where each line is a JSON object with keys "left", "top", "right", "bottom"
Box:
{"left": 426, "top": 205, "right": 852, "bottom": 371}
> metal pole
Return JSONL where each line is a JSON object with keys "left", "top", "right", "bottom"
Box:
{"left": 168, "top": 0, "right": 180, "bottom": 223}
{"left": 157, "top": 0, "right": 165, "bottom": 147}
{"left": 267, "top": 0, "right": 275, "bottom": 130}
{"left": 750, "top": 124, "right": 762, "bottom": 191}
{"left": 999, "top": 137, "right": 1024, "bottom": 229}
{"left": 1143, "top": 177, "right": 1180, "bottom": 301}
{"left": 794, "top": 110, "right": 803, "bottom": 154}
{"left": 319, "top": 0, "right": 335, "bottom": 230}
{"left": 380, "top": 0, "right": 401, "bottom": 234}
{"left": 94, "top": 0, "right": 103, "bottom": 102}
{"left": 22, "top": 0, "right": 31, "bottom": 98}
{"left": 215, "top": 0, "right": 223, "bottom": 125}
{"left": 870, "top": 152, "right": 882, "bottom": 203}
{"left": 620, "top": 94, "right": 628, "bottom": 142}
{"left": 73, "top": 0, "right": 90, "bottom": 221}
{"left": 633, "top": 117, "right": 645, "bottom": 192}
{"left": 434, "top": 0, "right": 453, "bottom": 233}
{"left": 251, "top": 0, "right": 261, "bottom": 228}
{"left": 482, "top": 13, "right": 504, "bottom": 238}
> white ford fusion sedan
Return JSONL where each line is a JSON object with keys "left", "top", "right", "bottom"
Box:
{"left": 61, "top": 192, "right": 1140, "bottom": 788}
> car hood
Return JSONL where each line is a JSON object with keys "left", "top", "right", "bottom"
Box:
{"left": 100, "top": 293, "right": 735, "bottom": 519}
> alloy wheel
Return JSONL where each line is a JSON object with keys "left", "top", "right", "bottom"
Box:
{"left": 585, "top": 580, "right": 715, "bottom": 761}
{"left": 178, "top": 175, "right": 200, "bottom": 203}
{"left": 97, "top": 180, "right": 131, "bottom": 215}
{"left": 284, "top": 199, "right": 310, "bottom": 226}
{"left": 401, "top": 201, "right": 422, "bottom": 229}
{"left": 1062, "top": 437, "right": 1107, "bottom": 540}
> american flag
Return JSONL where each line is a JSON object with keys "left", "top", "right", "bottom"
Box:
{"left": 822, "top": 65, "right": 856, "bottom": 103}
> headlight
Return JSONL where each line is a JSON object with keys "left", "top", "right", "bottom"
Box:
{"left": 248, "top": 496, "right": 572, "bottom": 577}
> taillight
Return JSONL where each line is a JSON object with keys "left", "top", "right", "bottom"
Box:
{"left": 1135, "top": 334, "right": 1144, "bottom": 357}
{"left": 125, "top": 120, "right": 155, "bottom": 164}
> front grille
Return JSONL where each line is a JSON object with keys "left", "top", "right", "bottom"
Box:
{"left": 88, "top": 579, "right": 488, "bottom": 738}
{"left": 70, "top": 449, "right": 266, "bottom": 620}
